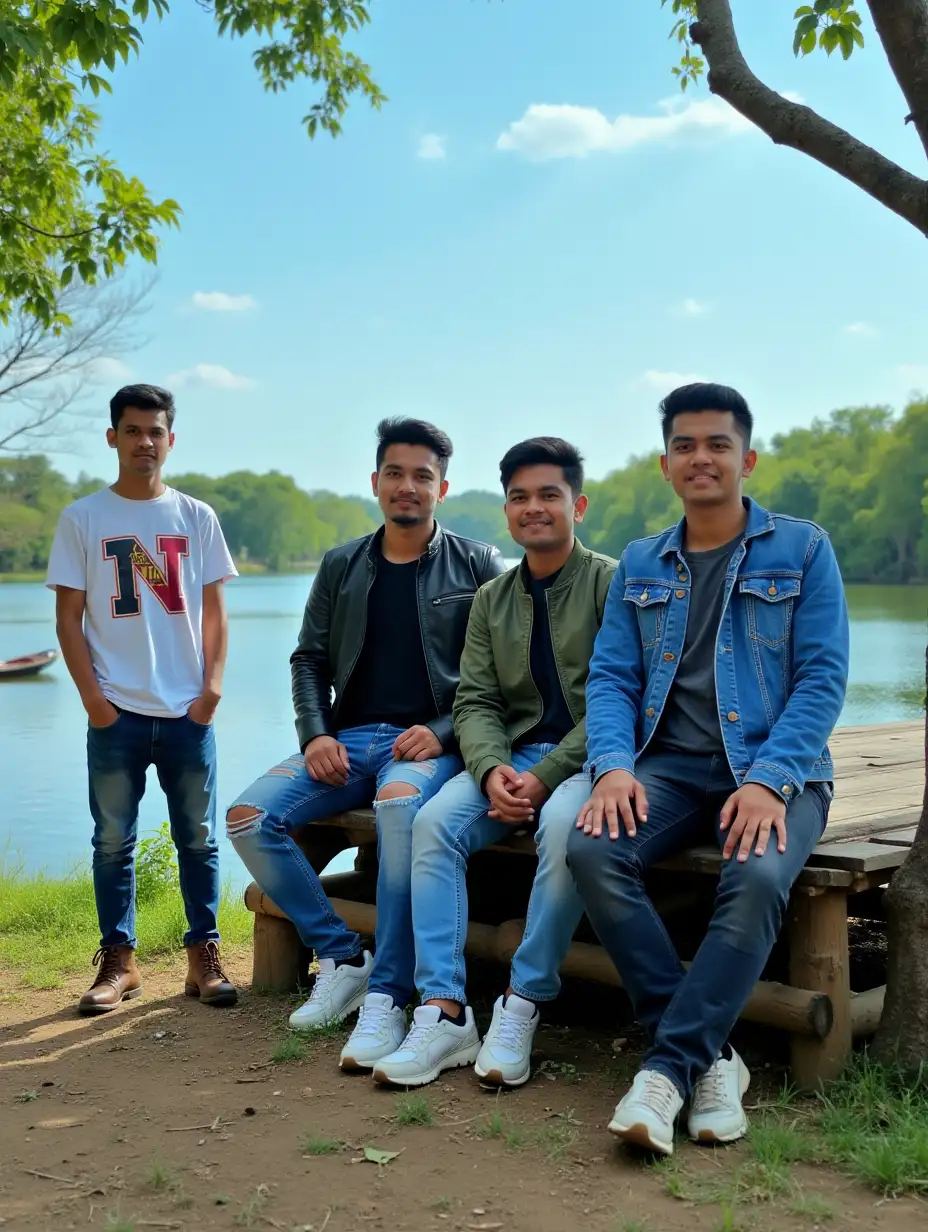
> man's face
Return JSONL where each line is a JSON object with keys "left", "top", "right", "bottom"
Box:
{"left": 372, "top": 443, "right": 448, "bottom": 526}
{"left": 660, "top": 410, "right": 756, "bottom": 507}
{"left": 504, "top": 464, "right": 587, "bottom": 551}
{"left": 106, "top": 408, "right": 173, "bottom": 475}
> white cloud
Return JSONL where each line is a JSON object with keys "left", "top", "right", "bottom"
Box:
{"left": 679, "top": 298, "right": 710, "bottom": 317}
{"left": 192, "top": 291, "right": 257, "bottom": 312}
{"left": 896, "top": 364, "right": 928, "bottom": 388}
{"left": 497, "top": 96, "right": 752, "bottom": 162}
{"left": 844, "top": 321, "right": 879, "bottom": 338}
{"left": 636, "top": 369, "right": 706, "bottom": 395}
{"left": 168, "top": 363, "right": 256, "bottom": 391}
{"left": 84, "top": 356, "right": 132, "bottom": 383}
{"left": 417, "top": 133, "right": 446, "bottom": 160}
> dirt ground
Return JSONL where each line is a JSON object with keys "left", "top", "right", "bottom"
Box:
{"left": 0, "top": 950, "right": 923, "bottom": 1232}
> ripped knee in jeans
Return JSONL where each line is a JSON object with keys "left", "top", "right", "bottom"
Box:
{"left": 225, "top": 805, "right": 265, "bottom": 841}
{"left": 374, "top": 782, "right": 422, "bottom": 810}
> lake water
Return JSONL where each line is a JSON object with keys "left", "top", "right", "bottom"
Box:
{"left": 1, "top": 575, "right": 925, "bottom": 888}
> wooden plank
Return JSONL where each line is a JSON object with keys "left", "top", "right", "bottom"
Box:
{"left": 789, "top": 890, "right": 851, "bottom": 1088}
{"left": 820, "top": 811, "right": 922, "bottom": 843}
{"left": 806, "top": 841, "right": 910, "bottom": 873}
{"left": 868, "top": 827, "right": 918, "bottom": 847}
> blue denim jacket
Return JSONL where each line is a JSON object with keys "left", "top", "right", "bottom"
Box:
{"left": 585, "top": 499, "right": 849, "bottom": 801}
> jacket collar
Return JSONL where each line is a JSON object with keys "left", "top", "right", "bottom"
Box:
{"left": 366, "top": 520, "right": 444, "bottom": 561}
{"left": 517, "top": 536, "right": 587, "bottom": 593}
{"left": 659, "top": 497, "right": 774, "bottom": 558}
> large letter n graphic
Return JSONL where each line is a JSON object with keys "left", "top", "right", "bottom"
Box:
{"left": 103, "top": 535, "right": 189, "bottom": 617}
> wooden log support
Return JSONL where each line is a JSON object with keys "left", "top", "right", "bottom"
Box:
{"left": 851, "top": 985, "right": 886, "bottom": 1038}
{"left": 252, "top": 910, "right": 307, "bottom": 993}
{"left": 789, "top": 889, "right": 852, "bottom": 1088}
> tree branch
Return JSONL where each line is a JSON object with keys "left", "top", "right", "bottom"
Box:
{"left": 867, "top": 0, "right": 928, "bottom": 162}
{"left": 692, "top": 0, "right": 928, "bottom": 240}
{"left": 0, "top": 211, "right": 100, "bottom": 241}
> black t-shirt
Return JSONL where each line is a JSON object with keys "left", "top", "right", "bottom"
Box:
{"left": 336, "top": 555, "right": 437, "bottom": 731}
{"left": 652, "top": 534, "right": 741, "bottom": 757}
{"left": 517, "top": 570, "right": 575, "bottom": 749}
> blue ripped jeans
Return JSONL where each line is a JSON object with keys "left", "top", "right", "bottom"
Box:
{"left": 88, "top": 708, "right": 221, "bottom": 950}
{"left": 227, "top": 724, "right": 461, "bottom": 1007}
{"left": 410, "top": 744, "right": 590, "bottom": 1005}
{"left": 567, "top": 750, "right": 831, "bottom": 1098}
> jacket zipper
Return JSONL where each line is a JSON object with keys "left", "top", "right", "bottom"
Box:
{"left": 432, "top": 592, "right": 473, "bottom": 605}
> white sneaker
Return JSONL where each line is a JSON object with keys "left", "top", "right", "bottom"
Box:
{"left": 688, "top": 1048, "right": 751, "bottom": 1143}
{"left": 608, "top": 1069, "right": 684, "bottom": 1156}
{"left": 339, "top": 993, "right": 407, "bottom": 1071}
{"left": 474, "top": 994, "right": 539, "bottom": 1087}
{"left": 288, "top": 951, "right": 372, "bottom": 1031}
{"left": 372, "top": 1005, "right": 481, "bottom": 1087}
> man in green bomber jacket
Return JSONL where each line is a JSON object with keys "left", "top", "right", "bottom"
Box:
{"left": 373, "top": 437, "right": 616, "bottom": 1089}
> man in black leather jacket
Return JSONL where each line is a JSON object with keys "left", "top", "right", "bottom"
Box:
{"left": 226, "top": 418, "right": 504, "bottom": 1068}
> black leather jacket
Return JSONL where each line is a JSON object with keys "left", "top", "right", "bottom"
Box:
{"left": 290, "top": 524, "right": 506, "bottom": 751}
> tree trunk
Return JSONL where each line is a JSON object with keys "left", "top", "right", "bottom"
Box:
{"left": 872, "top": 640, "right": 928, "bottom": 1072}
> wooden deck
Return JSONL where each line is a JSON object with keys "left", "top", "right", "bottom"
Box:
{"left": 243, "top": 721, "right": 925, "bottom": 1089}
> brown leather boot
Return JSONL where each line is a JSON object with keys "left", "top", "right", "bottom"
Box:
{"left": 78, "top": 946, "right": 142, "bottom": 1015}
{"left": 185, "top": 941, "right": 238, "bottom": 1006}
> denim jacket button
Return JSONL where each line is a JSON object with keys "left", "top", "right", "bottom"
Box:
{"left": 727, "top": 710, "right": 739, "bottom": 721}
{"left": 675, "top": 589, "right": 685, "bottom": 598}
{"left": 646, "top": 706, "right": 655, "bottom": 717}
{"left": 663, "top": 652, "right": 675, "bottom": 662}
{"left": 767, "top": 585, "right": 777, "bottom": 596}
{"left": 678, "top": 574, "right": 689, "bottom": 583}
{"left": 641, "top": 590, "right": 649, "bottom": 601}
{"left": 782, "top": 783, "right": 793, "bottom": 795}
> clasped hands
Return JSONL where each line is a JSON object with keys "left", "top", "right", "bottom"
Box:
{"left": 576, "top": 770, "right": 788, "bottom": 861}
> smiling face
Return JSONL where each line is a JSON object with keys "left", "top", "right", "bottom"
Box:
{"left": 660, "top": 409, "right": 757, "bottom": 508}
{"left": 372, "top": 442, "right": 448, "bottom": 527}
{"left": 504, "top": 463, "right": 587, "bottom": 552}
{"left": 107, "top": 408, "right": 174, "bottom": 476}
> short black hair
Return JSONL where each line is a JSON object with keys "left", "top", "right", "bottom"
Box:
{"left": 659, "top": 382, "right": 752, "bottom": 446}
{"left": 110, "top": 384, "right": 175, "bottom": 431}
{"left": 375, "top": 418, "right": 454, "bottom": 479}
{"left": 499, "top": 437, "right": 585, "bottom": 498}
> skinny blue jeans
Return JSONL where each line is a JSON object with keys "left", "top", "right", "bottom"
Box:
{"left": 410, "top": 744, "right": 590, "bottom": 1005}
{"left": 88, "top": 709, "right": 221, "bottom": 950}
{"left": 567, "top": 750, "right": 831, "bottom": 1098}
{"left": 227, "top": 723, "right": 461, "bottom": 1006}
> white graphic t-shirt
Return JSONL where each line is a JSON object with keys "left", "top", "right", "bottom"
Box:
{"left": 46, "top": 486, "right": 238, "bottom": 718}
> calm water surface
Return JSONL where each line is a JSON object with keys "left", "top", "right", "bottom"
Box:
{"left": 1, "top": 575, "right": 925, "bottom": 886}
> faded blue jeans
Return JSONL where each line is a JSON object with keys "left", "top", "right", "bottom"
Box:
{"left": 227, "top": 724, "right": 461, "bottom": 1007}
{"left": 567, "top": 750, "right": 832, "bottom": 1098}
{"left": 88, "top": 708, "right": 221, "bottom": 950}
{"left": 411, "top": 743, "right": 590, "bottom": 1005}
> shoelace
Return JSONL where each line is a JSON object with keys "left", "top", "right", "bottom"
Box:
{"left": 308, "top": 967, "right": 336, "bottom": 1005}
{"left": 638, "top": 1072, "right": 680, "bottom": 1119}
{"left": 354, "top": 1001, "right": 392, "bottom": 1039}
{"left": 400, "top": 1018, "right": 440, "bottom": 1051}
{"left": 495, "top": 1009, "right": 533, "bottom": 1052}
{"left": 691, "top": 1063, "right": 727, "bottom": 1113}
{"left": 196, "top": 941, "right": 226, "bottom": 980}
{"left": 91, "top": 946, "right": 125, "bottom": 987}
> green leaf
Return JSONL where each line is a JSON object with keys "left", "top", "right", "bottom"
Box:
{"left": 362, "top": 1146, "right": 402, "bottom": 1166}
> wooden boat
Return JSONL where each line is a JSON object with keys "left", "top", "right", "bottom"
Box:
{"left": 0, "top": 649, "right": 60, "bottom": 679}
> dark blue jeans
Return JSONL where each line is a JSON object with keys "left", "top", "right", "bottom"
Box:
{"left": 87, "top": 709, "right": 221, "bottom": 950}
{"left": 567, "top": 751, "right": 831, "bottom": 1098}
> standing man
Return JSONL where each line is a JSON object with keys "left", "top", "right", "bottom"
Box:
{"left": 226, "top": 419, "right": 504, "bottom": 1067}
{"left": 373, "top": 438, "right": 616, "bottom": 1088}
{"left": 569, "top": 383, "right": 849, "bottom": 1155}
{"left": 47, "top": 384, "right": 239, "bottom": 1015}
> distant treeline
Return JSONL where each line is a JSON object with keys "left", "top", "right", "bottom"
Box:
{"left": 1, "top": 401, "right": 926, "bottom": 583}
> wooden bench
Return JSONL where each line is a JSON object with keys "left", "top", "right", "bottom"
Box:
{"left": 243, "top": 721, "right": 923, "bottom": 1089}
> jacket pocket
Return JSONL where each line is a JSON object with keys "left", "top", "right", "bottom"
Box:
{"left": 739, "top": 575, "right": 800, "bottom": 647}
{"left": 623, "top": 583, "right": 672, "bottom": 649}
{"left": 431, "top": 591, "right": 475, "bottom": 606}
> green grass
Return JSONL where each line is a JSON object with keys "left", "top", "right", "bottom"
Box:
{"left": 103, "top": 1213, "right": 136, "bottom": 1232}
{"left": 394, "top": 1093, "right": 434, "bottom": 1126}
{"left": 300, "top": 1130, "right": 342, "bottom": 1156}
{"left": 146, "top": 1160, "right": 177, "bottom": 1191}
{"left": 0, "top": 844, "right": 251, "bottom": 987}
{"left": 271, "top": 1035, "right": 308, "bottom": 1064}
{"left": 479, "top": 1109, "right": 505, "bottom": 1140}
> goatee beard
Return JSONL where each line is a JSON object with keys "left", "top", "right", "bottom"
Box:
{"left": 389, "top": 512, "right": 423, "bottom": 527}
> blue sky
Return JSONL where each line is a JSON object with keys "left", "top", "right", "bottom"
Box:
{"left": 47, "top": 0, "right": 928, "bottom": 495}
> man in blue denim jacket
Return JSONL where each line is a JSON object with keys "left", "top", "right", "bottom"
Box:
{"left": 568, "top": 382, "right": 849, "bottom": 1156}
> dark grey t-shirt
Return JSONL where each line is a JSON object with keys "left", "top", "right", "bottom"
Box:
{"left": 652, "top": 535, "right": 741, "bottom": 756}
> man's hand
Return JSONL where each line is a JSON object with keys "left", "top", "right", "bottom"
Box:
{"left": 720, "top": 783, "right": 788, "bottom": 862}
{"left": 485, "top": 766, "right": 535, "bottom": 824}
{"left": 393, "top": 725, "right": 442, "bottom": 762}
{"left": 86, "top": 694, "right": 120, "bottom": 730}
{"left": 187, "top": 690, "right": 220, "bottom": 727}
{"left": 512, "top": 771, "right": 549, "bottom": 811}
{"left": 305, "top": 735, "right": 350, "bottom": 786}
{"left": 577, "top": 769, "right": 649, "bottom": 840}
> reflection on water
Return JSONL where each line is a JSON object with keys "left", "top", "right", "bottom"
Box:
{"left": 1, "top": 576, "right": 925, "bottom": 882}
